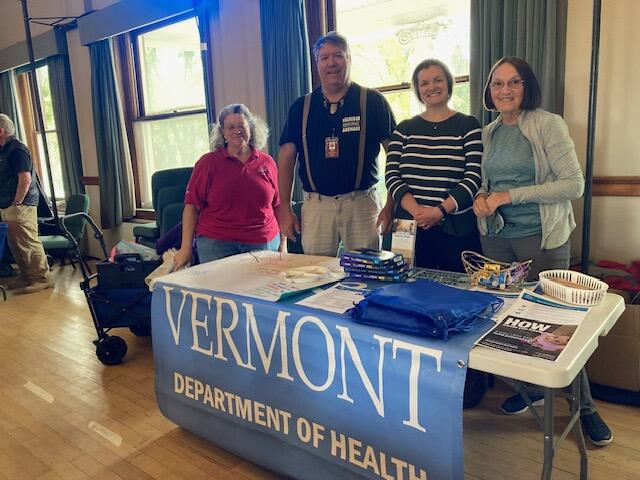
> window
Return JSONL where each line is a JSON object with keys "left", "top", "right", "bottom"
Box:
{"left": 336, "top": 0, "right": 471, "bottom": 119}
{"left": 34, "top": 66, "right": 65, "bottom": 201}
{"left": 16, "top": 64, "right": 65, "bottom": 201}
{"left": 131, "top": 16, "right": 209, "bottom": 209}
{"left": 335, "top": 0, "right": 471, "bottom": 197}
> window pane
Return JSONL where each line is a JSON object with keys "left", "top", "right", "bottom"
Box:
{"left": 36, "top": 66, "right": 56, "bottom": 131}
{"left": 37, "top": 132, "right": 65, "bottom": 200}
{"left": 337, "top": 0, "right": 470, "bottom": 87}
{"left": 137, "top": 17, "right": 206, "bottom": 115}
{"left": 134, "top": 113, "right": 209, "bottom": 208}
{"left": 383, "top": 90, "right": 422, "bottom": 123}
{"left": 450, "top": 82, "right": 470, "bottom": 114}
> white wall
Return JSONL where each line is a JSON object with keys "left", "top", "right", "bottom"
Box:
{"left": 564, "top": 0, "right": 640, "bottom": 263}
{"left": 0, "top": 0, "right": 69, "bottom": 46}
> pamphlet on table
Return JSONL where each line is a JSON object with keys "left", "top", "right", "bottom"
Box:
{"left": 391, "top": 218, "right": 417, "bottom": 267}
{"left": 476, "top": 290, "right": 591, "bottom": 361}
{"left": 155, "top": 251, "right": 345, "bottom": 302}
{"left": 295, "top": 281, "right": 371, "bottom": 314}
{"left": 471, "top": 287, "right": 523, "bottom": 319}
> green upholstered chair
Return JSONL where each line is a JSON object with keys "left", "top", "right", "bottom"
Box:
{"left": 133, "top": 167, "right": 193, "bottom": 249}
{"left": 133, "top": 224, "right": 159, "bottom": 249}
{"left": 40, "top": 193, "right": 91, "bottom": 269}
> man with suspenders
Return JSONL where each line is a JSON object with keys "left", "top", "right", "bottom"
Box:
{"left": 277, "top": 32, "right": 396, "bottom": 256}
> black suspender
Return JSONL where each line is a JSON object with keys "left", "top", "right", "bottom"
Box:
{"left": 301, "top": 86, "right": 368, "bottom": 193}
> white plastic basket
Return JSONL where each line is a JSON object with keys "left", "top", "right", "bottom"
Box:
{"left": 538, "top": 270, "right": 608, "bottom": 306}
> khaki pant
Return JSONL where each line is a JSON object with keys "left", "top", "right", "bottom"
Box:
{"left": 0, "top": 204, "right": 50, "bottom": 283}
{"left": 301, "top": 188, "right": 381, "bottom": 257}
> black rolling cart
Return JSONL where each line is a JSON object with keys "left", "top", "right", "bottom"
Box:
{"left": 62, "top": 213, "right": 160, "bottom": 365}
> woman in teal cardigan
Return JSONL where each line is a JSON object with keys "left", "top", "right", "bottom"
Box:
{"left": 473, "top": 57, "right": 611, "bottom": 447}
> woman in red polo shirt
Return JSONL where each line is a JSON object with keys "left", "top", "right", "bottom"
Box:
{"left": 174, "top": 104, "right": 281, "bottom": 268}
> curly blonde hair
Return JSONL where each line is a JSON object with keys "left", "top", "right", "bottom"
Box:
{"left": 209, "top": 103, "right": 269, "bottom": 151}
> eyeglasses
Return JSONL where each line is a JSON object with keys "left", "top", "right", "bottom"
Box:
{"left": 489, "top": 78, "right": 525, "bottom": 90}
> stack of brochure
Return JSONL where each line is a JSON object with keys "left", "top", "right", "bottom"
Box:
{"left": 340, "top": 248, "right": 409, "bottom": 282}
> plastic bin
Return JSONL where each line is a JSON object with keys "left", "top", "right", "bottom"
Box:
{"left": 96, "top": 253, "right": 160, "bottom": 289}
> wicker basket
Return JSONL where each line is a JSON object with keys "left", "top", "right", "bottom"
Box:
{"left": 461, "top": 250, "right": 531, "bottom": 290}
{"left": 538, "top": 270, "right": 608, "bottom": 306}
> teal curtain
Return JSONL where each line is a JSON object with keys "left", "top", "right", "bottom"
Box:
{"left": 0, "top": 70, "right": 25, "bottom": 140}
{"left": 47, "top": 55, "right": 85, "bottom": 196}
{"left": 89, "top": 39, "right": 135, "bottom": 229}
{"left": 194, "top": 0, "right": 215, "bottom": 126}
{"left": 259, "top": 0, "right": 311, "bottom": 202}
{"left": 470, "top": 0, "right": 568, "bottom": 125}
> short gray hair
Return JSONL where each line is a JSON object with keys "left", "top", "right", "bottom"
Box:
{"left": 0, "top": 114, "right": 16, "bottom": 137}
{"left": 312, "top": 31, "right": 350, "bottom": 60}
{"left": 209, "top": 103, "right": 269, "bottom": 151}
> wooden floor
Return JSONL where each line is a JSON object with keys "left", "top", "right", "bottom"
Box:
{"left": 0, "top": 265, "right": 638, "bottom": 480}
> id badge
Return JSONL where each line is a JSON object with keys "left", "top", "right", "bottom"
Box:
{"left": 325, "top": 136, "right": 339, "bottom": 158}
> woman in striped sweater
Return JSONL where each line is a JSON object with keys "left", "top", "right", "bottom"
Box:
{"left": 385, "top": 59, "right": 483, "bottom": 271}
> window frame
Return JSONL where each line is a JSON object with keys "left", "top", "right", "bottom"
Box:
{"left": 119, "top": 12, "right": 210, "bottom": 213}
{"left": 130, "top": 12, "right": 207, "bottom": 119}
{"left": 15, "top": 61, "right": 66, "bottom": 202}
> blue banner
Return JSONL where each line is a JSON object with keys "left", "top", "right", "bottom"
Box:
{"left": 152, "top": 282, "right": 488, "bottom": 479}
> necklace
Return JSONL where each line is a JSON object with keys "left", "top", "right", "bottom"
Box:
{"left": 323, "top": 95, "right": 345, "bottom": 114}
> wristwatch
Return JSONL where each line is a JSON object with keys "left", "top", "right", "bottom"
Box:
{"left": 437, "top": 204, "right": 447, "bottom": 219}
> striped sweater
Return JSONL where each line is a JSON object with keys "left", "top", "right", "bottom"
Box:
{"left": 386, "top": 112, "right": 482, "bottom": 217}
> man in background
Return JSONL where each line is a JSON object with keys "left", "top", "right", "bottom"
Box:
{"left": 277, "top": 31, "right": 396, "bottom": 256}
{"left": 0, "top": 113, "right": 52, "bottom": 294}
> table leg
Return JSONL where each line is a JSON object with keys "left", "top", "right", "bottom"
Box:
{"left": 571, "top": 374, "right": 588, "bottom": 480}
{"left": 541, "top": 388, "right": 554, "bottom": 480}
{"left": 500, "top": 376, "right": 591, "bottom": 479}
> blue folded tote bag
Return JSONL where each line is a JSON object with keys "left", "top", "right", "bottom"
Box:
{"left": 349, "top": 280, "right": 503, "bottom": 341}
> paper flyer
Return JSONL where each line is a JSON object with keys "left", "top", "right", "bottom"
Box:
{"left": 391, "top": 218, "right": 417, "bottom": 267}
{"left": 475, "top": 290, "right": 591, "bottom": 360}
{"left": 296, "top": 281, "right": 371, "bottom": 314}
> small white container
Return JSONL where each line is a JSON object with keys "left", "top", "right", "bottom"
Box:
{"left": 538, "top": 270, "right": 609, "bottom": 306}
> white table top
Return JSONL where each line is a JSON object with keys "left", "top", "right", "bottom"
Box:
{"left": 468, "top": 293, "right": 626, "bottom": 388}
